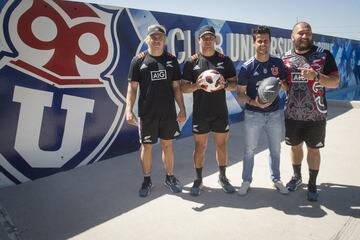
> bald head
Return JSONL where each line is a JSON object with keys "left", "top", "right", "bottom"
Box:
{"left": 292, "top": 22, "right": 312, "bottom": 34}
{"left": 291, "top": 21, "right": 313, "bottom": 53}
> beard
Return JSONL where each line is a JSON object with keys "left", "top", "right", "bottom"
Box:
{"left": 294, "top": 38, "right": 313, "bottom": 51}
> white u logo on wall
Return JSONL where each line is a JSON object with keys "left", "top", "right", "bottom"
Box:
{"left": 13, "top": 86, "right": 95, "bottom": 168}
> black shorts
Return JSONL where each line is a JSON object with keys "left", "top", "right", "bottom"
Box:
{"left": 285, "top": 119, "right": 326, "bottom": 148}
{"left": 139, "top": 117, "right": 180, "bottom": 144}
{"left": 192, "top": 116, "right": 229, "bottom": 134}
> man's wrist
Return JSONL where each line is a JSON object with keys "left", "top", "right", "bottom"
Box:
{"left": 314, "top": 71, "right": 320, "bottom": 82}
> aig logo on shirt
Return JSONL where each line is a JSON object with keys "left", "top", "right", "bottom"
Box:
{"left": 151, "top": 70, "right": 167, "bottom": 81}
{"left": 291, "top": 72, "right": 307, "bottom": 83}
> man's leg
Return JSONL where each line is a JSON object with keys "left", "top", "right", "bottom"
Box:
{"left": 213, "top": 132, "right": 229, "bottom": 167}
{"left": 160, "top": 139, "right": 174, "bottom": 175}
{"left": 306, "top": 146, "right": 320, "bottom": 201}
{"left": 139, "top": 143, "right": 153, "bottom": 197}
{"left": 286, "top": 143, "right": 304, "bottom": 191}
{"left": 265, "top": 110, "right": 288, "bottom": 194}
{"left": 193, "top": 133, "right": 208, "bottom": 169}
{"left": 213, "top": 131, "right": 235, "bottom": 193}
{"left": 140, "top": 143, "right": 153, "bottom": 176}
{"left": 190, "top": 133, "right": 208, "bottom": 196}
{"left": 307, "top": 147, "right": 320, "bottom": 170}
{"left": 238, "top": 111, "right": 263, "bottom": 196}
{"left": 265, "top": 110, "right": 282, "bottom": 182}
{"left": 242, "top": 111, "right": 263, "bottom": 183}
{"left": 161, "top": 139, "right": 182, "bottom": 193}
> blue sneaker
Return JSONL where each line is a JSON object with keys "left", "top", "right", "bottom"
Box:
{"left": 190, "top": 179, "right": 203, "bottom": 196}
{"left": 139, "top": 180, "right": 153, "bottom": 197}
{"left": 307, "top": 190, "right": 319, "bottom": 201}
{"left": 165, "top": 175, "right": 182, "bottom": 193}
{"left": 218, "top": 176, "right": 235, "bottom": 193}
{"left": 286, "top": 176, "right": 302, "bottom": 191}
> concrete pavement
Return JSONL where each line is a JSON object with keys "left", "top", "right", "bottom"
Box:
{"left": 0, "top": 101, "right": 359, "bottom": 240}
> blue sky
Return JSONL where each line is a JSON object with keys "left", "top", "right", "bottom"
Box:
{"left": 75, "top": 0, "right": 360, "bottom": 41}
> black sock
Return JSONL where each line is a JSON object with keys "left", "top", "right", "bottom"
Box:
{"left": 144, "top": 176, "right": 151, "bottom": 183}
{"left": 308, "top": 169, "right": 319, "bottom": 192}
{"left": 219, "top": 166, "right": 226, "bottom": 178}
{"left": 195, "top": 167, "right": 203, "bottom": 180}
{"left": 292, "top": 164, "right": 302, "bottom": 179}
{"left": 165, "top": 174, "right": 172, "bottom": 181}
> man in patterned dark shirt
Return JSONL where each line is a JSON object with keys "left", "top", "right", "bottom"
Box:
{"left": 282, "top": 22, "right": 339, "bottom": 201}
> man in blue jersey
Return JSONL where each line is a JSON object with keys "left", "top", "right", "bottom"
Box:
{"left": 126, "top": 24, "right": 186, "bottom": 197}
{"left": 237, "top": 26, "right": 289, "bottom": 195}
{"left": 182, "top": 25, "right": 237, "bottom": 196}
{"left": 282, "top": 22, "right": 339, "bottom": 201}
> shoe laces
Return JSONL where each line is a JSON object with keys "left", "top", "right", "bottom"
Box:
{"left": 142, "top": 181, "right": 151, "bottom": 189}
{"left": 219, "top": 176, "right": 230, "bottom": 185}
{"left": 168, "top": 175, "right": 178, "bottom": 185}
{"left": 291, "top": 176, "right": 301, "bottom": 181}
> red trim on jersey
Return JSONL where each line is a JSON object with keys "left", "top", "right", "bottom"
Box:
{"left": 218, "top": 52, "right": 225, "bottom": 58}
{"left": 166, "top": 52, "right": 174, "bottom": 57}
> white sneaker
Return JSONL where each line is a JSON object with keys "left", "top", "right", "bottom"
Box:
{"left": 238, "top": 181, "right": 251, "bottom": 196}
{"left": 274, "top": 180, "right": 289, "bottom": 194}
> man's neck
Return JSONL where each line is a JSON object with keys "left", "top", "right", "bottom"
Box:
{"left": 294, "top": 46, "right": 312, "bottom": 55}
{"left": 148, "top": 48, "right": 163, "bottom": 57}
{"left": 255, "top": 53, "right": 270, "bottom": 62}
{"left": 200, "top": 48, "right": 216, "bottom": 57}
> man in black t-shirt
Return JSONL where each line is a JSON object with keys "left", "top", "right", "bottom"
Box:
{"left": 282, "top": 22, "right": 339, "bottom": 201}
{"left": 126, "top": 24, "right": 186, "bottom": 197}
{"left": 182, "top": 25, "right": 237, "bottom": 196}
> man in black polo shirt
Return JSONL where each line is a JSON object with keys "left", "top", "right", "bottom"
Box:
{"left": 182, "top": 25, "right": 237, "bottom": 196}
{"left": 126, "top": 24, "right": 186, "bottom": 197}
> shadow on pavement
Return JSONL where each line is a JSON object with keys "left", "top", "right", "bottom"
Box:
{"left": 0, "top": 103, "right": 357, "bottom": 240}
{"left": 177, "top": 182, "right": 360, "bottom": 219}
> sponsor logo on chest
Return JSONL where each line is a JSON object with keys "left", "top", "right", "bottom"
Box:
{"left": 151, "top": 70, "right": 167, "bottom": 81}
{"left": 291, "top": 72, "right": 307, "bottom": 83}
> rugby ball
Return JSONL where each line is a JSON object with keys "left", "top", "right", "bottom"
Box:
{"left": 199, "top": 69, "right": 222, "bottom": 92}
{"left": 257, "top": 76, "right": 280, "bottom": 104}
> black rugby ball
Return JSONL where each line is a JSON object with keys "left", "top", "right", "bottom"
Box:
{"left": 257, "top": 77, "right": 280, "bottom": 104}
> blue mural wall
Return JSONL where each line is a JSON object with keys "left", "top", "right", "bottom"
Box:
{"left": 0, "top": 0, "right": 359, "bottom": 187}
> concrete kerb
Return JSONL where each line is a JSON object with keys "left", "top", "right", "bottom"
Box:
{"left": 328, "top": 99, "right": 360, "bottom": 108}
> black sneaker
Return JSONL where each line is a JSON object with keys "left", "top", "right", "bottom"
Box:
{"left": 190, "top": 179, "right": 203, "bottom": 196}
{"left": 164, "top": 175, "right": 182, "bottom": 193}
{"left": 139, "top": 180, "right": 153, "bottom": 197}
{"left": 218, "top": 175, "right": 235, "bottom": 193}
{"left": 286, "top": 176, "right": 302, "bottom": 191}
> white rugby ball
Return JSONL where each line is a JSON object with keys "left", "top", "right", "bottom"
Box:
{"left": 199, "top": 69, "right": 222, "bottom": 92}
